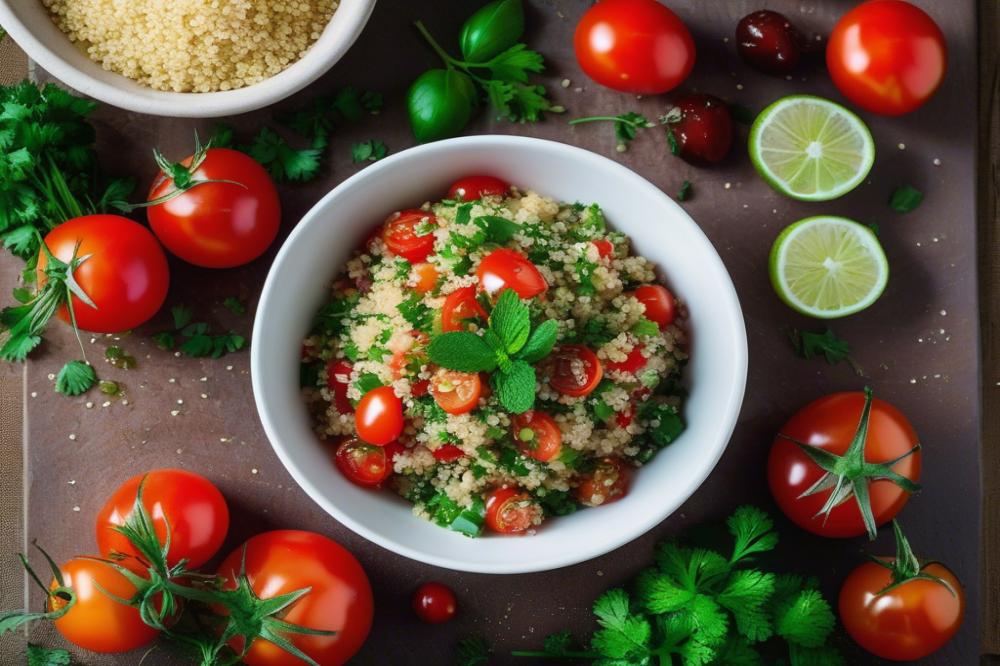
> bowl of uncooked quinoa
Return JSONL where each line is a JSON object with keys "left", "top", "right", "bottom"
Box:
{"left": 252, "top": 136, "right": 747, "bottom": 573}
{"left": 0, "top": 0, "right": 375, "bottom": 117}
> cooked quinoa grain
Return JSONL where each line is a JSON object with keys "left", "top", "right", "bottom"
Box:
{"left": 42, "top": 0, "right": 338, "bottom": 92}
{"left": 302, "top": 183, "right": 689, "bottom": 537}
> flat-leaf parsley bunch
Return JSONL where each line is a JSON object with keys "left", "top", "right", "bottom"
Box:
{"left": 427, "top": 289, "right": 556, "bottom": 413}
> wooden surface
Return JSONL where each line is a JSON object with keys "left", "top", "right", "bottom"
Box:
{"left": 1, "top": 0, "right": 993, "bottom": 664}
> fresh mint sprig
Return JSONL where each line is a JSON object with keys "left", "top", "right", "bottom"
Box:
{"left": 427, "top": 289, "right": 556, "bottom": 413}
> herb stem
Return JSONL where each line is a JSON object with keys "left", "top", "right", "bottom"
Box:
{"left": 414, "top": 20, "right": 458, "bottom": 70}
{"left": 510, "top": 650, "right": 599, "bottom": 659}
{"left": 569, "top": 116, "right": 653, "bottom": 128}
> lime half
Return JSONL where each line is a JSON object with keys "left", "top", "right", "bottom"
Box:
{"left": 769, "top": 216, "right": 888, "bottom": 319}
{"left": 749, "top": 95, "right": 875, "bottom": 201}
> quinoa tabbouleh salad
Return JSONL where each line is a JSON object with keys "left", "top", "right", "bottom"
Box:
{"left": 301, "top": 175, "right": 688, "bottom": 537}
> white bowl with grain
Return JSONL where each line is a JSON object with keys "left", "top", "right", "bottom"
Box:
{"left": 251, "top": 136, "right": 748, "bottom": 574}
{"left": 0, "top": 0, "right": 376, "bottom": 118}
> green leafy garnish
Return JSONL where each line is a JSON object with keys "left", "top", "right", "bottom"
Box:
{"left": 223, "top": 297, "right": 246, "bottom": 315}
{"left": 889, "top": 185, "right": 923, "bottom": 213}
{"left": 677, "top": 180, "right": 693, "bottom": 202}
{"left": 457, "top": 635, "right": 492, "bottom": 666}
{"left": 27, "top": 644, "right": 71, "bottom": 666}
{"left": 153, "top": 305, "right": 247, "bottom": 359}
{"left": 246, "top": 128, "right": 322, "bottom": 182}
{"left": 789, "top": 328, "right": 852, "bottom": 366}
{"left": 570, "top": 112, "right": 655, "bottom": 151}
{"left": 351, "top": 139, "right": 388, "bottom": 163}
{"left": 54, "top": 360, "right": 95, "bottom": 396}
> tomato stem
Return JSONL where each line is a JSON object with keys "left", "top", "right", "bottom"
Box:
{"left": 869, "top": 520, "right": 959, "bottom": 598}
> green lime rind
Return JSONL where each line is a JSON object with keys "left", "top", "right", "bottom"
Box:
{"left": 769, "top": 216, "right": 889, "bottom": 319}
{"left": 749, "top": 95, "right": 875, "bottom": 202}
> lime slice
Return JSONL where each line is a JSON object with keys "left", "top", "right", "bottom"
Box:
{"left": 769, "top": 216, "right": 888, "bottom": 319}
{"left": 749, "top": 95, "right": 875, "bottom": 201}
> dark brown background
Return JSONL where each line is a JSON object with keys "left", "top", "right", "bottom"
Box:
{"left": 1, "top": 0, "right": 994, "bottom": 664}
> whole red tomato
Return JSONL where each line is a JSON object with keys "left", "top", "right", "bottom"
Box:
{"left": 768, "top": 389, "right": 921, "bottom": 538}
{"left": 36, "top": 215, "right": 169, "bottom": 333}
{"left": 95, "top": 469, "right": 229, "bottom": 569}
{"left": 827, "top": 0, "right": 947, "bottom": 115}
{"left": 217, "top": 530, "right": 373, "bottom": 666}
{"left": 50, "top": 557, "right": 159, "bottom": 653}
{"left": 574, "top": 0, "right": 695, "bottom": 94}
{"left": 148, "top": 148, "right": 281, "bottom": 268}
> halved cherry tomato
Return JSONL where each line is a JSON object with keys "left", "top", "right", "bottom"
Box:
{"left": 441, "top": 285, "right": 488, "bottom": 332}
{"left": 383, "top": 209, "right": 436, "bottom": 263}
{"left": 413, "top": 262, "right": 440, "bottom": 293}
{"left": 512, "top": 411, "right": 563, "bottom": 462}
{"left": 326, "top": 360, "right": 354, "bottom": 413}
{"left": 633, "top": 284, "right": 676, "bottom": 329}
{"left": 448, "top": 176, "right": 510, "bottom": 201}
{"left": 576, "top": 457, "right": 630, "bottom": 507}
{"left": 412, "top": 582, "right": 457, "bottom": 624}
{"left": 485, "top": 487, "right": 543, "bottom": 535}
{"left": 335, "top": 438, "right": 393, "bottom": 486}
{"left": 96, "top": 469, "right": 229, "bottom": 569}
{"left": 430, "top": 368, "right": 482, "bottom": 415}
{"left": 545, "top": 345, "right": 603, "bottom": 398}
{"left": 412, "top": 379, "right": 430, "bottom": 397}
{"left": 592, "top": 240, "right": 614, "bottom": 258}
{"left": 50, "top": 557, "right": 159, "bottom": 653}
{"left": 432, "top": 444, "right": 466, "bottom": 462}
{"left": 605, "top": 345, "right": 647, "bottom": 374}
{"left": 476, "top": 249, "right": 547, "bottom": 299}
{"left": 355, "top": 386, "right": 404, "bottom": 446}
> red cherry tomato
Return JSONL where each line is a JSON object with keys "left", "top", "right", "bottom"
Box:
{"left": 412, "top": 262, "right": 440, "bottom": 293}
{"left": 768, "top": 391, "right": 921, "bottom": 538}
{"left": 840, "top": 558, "right": 964, "bottom": 661}
{"left": 432, "top": 444, "right": 466, "bottom": 462}
{"left": 575, "top": 457, "right": 630, "bottom": 507}
{"left": 476, "top": 249, "right": 547, "bottom": 299}
{"left": 447, "top": 176, "right": 510, "bottom": 201}
{"left": 633, "top": 284, "right": 677, "bottom": 328}
{"left": 412, "top": 582, "right": 457, "bottom": 624}
{"left": 355, "top": 386, "right": 404, "bottom": 446}
{"left": 441, "top": 285, "right": 488, "bottom": 332}
{"left": 147, "top": 148, "right": 281, "bottom": 268}
{"left": 827, "top": 0, "right": 947, "bottom": 116}
{"left": 736, "top": 10, "right": 809, "bottom": 76}
{"left": 382, "top": 209, "right": 437, "bottom": 263}
{"left": 592, "top": 239, "right": 614, "bottom": 258}
{"left": 50, "top": 557, "right": 159, "bottom": 653}
{"left": 485, "top": 487, "right": 543, "bottom": 535}
{"left": 335, "top": 437, "right": 394, "bottom": 486}
{"left": 664, "top": 94, "right": 734, "bottom": 165}
{"left": 430, "top": 368, "right": 482, "bottom": 415}
{"left": 605, "top": 345, "right": 647, "bottom": 374}
{"left": 95, "top": 469, "right": 229, "bottom": 569}
{"left": 326, "top": 360, "right": 355, "bottom": 413}
{"left": 574, "top": 0, "right": 695, "bottom": 94}
{"left": 218, "top": 531, "right": 373, "bottom": 666}
{"left": 36, "top": 215, "right": 169, "bottom": 333}
{"left": 512, "top": 411, "right": 563, "bottom": 462}
{"left": 545, "top": 345, "right": 603, "bottom": 398}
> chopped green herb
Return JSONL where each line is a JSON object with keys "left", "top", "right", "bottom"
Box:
{"left": 889, "top": 185, "right": 923, "bottom": 213}
{"left": 246, "top": 128, "right": 321, "bottom": 182}
{"left": 26, "top": 644, "right": 71, "bottom": 666}
{"left": 677, "top": 180, "right": 693, "bottom": 201}
{"left": 351, "top": 139, "right": 388, "bottom": 163}
{"left": 569, "top": 112, "right": 654, "bottom": 151}
{"left": 789, "top": 328, "right": 851, "bottom": 366}
{"left": 457, "top": 635, "right": 492, "bottom": 666}
{"left": 153, "top": 306, "right": 247, "bottom": 359}
{"left": 222, "top": 297, "right": 246, "bottom": 315}
{"left": 55, "top": 360, "right": 95, "bottom": 396}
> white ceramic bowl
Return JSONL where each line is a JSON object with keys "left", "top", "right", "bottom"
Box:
{"left": 0, "top": 0, "right": 376, "bottom": 118}
{"left": 252, "top": 136, "right": 748, "bottom": 574}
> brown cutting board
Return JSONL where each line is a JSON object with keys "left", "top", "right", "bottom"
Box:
{"left": 11, "top": 0, "right": 981, "bottom": 663}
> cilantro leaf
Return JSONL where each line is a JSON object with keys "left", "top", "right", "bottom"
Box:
{"left": 774, "top": 589, "right": 836, "bottom": 648}
{"left": 171, "top": 305, "right": 193, "bottom": 329}
{"left": 518, "top": 319, "right": 557, "bottom": 363}
{"left": 428, "top": 332, "right": 498, "bottom": 372}
{"left": 790, "top": 328, "right": 850, "bottom": 366}
{"left": 717, "top": 569, "right": 775, "bottom": 642}
{"left": 55, "top": 360, "right": 96, "bottom": 396}
{"left": 591, "top": 589, "right": 651, "bottom": 662}
{"left": 474, "top": 215, "right": 520, "bottom": 244}
{"left": 636, "top": 568, "right": 694, "bottom": 614}
{"left": 486, "top": 43, "right": 545, "bottom": 83}
{"left": 489, "top": 289, "right": 530, "bottom": 354}
{"left": 246, "top": 127, "right": 321, "bottom": 182}
{"left": 223, "top": 297, "right": 246, "bottom": 315}
{"left": 456, "top": 635, "right": 491, "bottom": 666}
{"left": 397, "top": 293, "right": 433, "bottom": 333}
{"left": 351, "top": 139, "right": 388, "bottom": 163}
{"left": 27, "top": 644, "right": 71, "bottom": 666}
{"left": 570, "top": 112, "right": 653, "bottom": 151}
{"left": 788, "top": 643, "right": 845, "bottom": 666}
{"left": 889, "top": 185, "right": 923, "bottom": 213}
{"left": 493, "top": 359, "right": 536, "bottom": 413}
{"left": 728, "top": 506, "right": 779, "bottom": 564}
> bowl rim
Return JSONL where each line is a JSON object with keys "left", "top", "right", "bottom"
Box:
{"left": 0, "top": 0, "right": 377, "bottom": 118}
{"left": 251, "top": 135, "right": 748, "bottom": 573}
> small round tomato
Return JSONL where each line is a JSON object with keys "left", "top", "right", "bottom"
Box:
{"left": 412, "top": 582, "right": 457, "bottom": 624}
{"left": 218, "top": 531, "right": 373, "bottom": 666}
{"left": 664, "top": 94, "right": 734, "bottom": 165}
{"left": 576, "top": 457, "right": 630, "bottom": 507}
{"left": 96, "top": 469, "right": 229, "bottom": 569}
{"left": 355, "top": 386, "right": 405, "bottom": 446}
{"left": 476, "top": 249, "right": 547, "bottom": 299}
{"left": 430, "top": 368, "right": 482, "bottom": 415}
{"left": 512, "top": 411, "right": 563, "bottom": 462}
{"left": 50, "top": 557, "right": 159, "bottom": 653}
{"left": 736, "top": 10, "right": 809, "bottom": 76}
{"left": 441, "top": 285, "right": 488, "bottom": 332}
{"left": 605, "top": 345, "right": 647, "bottom": 374}
{"left": 574, "top": 0, "right": 695, "bottom": 94}
{"left": 326, "top": 360, "right": 355, "bottom": 414}
{"left": 412, "top": 262, "right": 440, "bottom": 293}
{"left": 448, "top": 176, "right": 510, "bottom": 201}
{"left": 827, "top": 0, "right": 947, "bottom": 116}
{"left": 37, "top": 215, "right": 169, "bottom": 333}
{"left": 768, "top": 389, "right": 921, "bottom": 538}
{"left": 335, "top": 438, "right": 393, "bottom": 486}
{"left": 545, "top": 345, "right": 603, "bottom": 398}
{"left": 633, "top": 284, "right": 676, "bottom": 329}
{"left": 383, "top": 209, "right": 437, "bottom": 263}
{"left": 432, "top": 444, "right": 466, "bottom": 462}
{"left": 147, "top": 148, "right": 281, "bottom": 268}
{"left": 592, "top": 239, "right": 614, "bottom": 258}
{"left": 485, "top": 487, "right": 543, "bottom": 535}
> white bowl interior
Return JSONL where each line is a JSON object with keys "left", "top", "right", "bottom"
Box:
{"left": 0, "top": 0, "right": 376, "bottom": 117}
{"left": 252, "top": 136, "right": 747, "bottom": 573}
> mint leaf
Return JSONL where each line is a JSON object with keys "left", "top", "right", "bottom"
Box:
{"left": 428, "top": 332, "right": 498, "bottom": 372}
{"left": 55, "top": 360, "right": 95, "bottom": 396}
{"left": 489, "top": 288, "right": 530, "bottom": 354}
{"left": 518, "top": 319, "right": 557, "bottom": 362}
{"left": 889, "top": 185, "right": 923, "bottom": 213}
{"left": 474, "top": 215, "right": 520, "bottom": 244}
{"left": 27, "top": 645, "right": 71, "bottom": 666}
{"left": 493, "top": 359, "right": 536, "bottom": 413}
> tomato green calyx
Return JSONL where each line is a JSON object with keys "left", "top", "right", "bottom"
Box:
{"left": 869, "top": 520, "right": 957, "bottom": 598}
{"left": 0, "top": 543, "right": 78, "bottom": 635}
{"left": 778, "top": 386, "right": 922, "bottom": 540}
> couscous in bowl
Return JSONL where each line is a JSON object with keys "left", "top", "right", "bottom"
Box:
{"left": 252, "top": 136, "right": 747, "bottom": 573}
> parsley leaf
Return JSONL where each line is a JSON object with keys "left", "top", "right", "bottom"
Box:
{"left": 570, "top": 112, "right": 654, "bottom": 151}
{"left": 789, "top": 328, "right": 851, "bottom": 366}
{"left": 889, "top": 185, "right": 923, "bottom": 213}
{"left": 222, "top": 297, "right": 246, "bottom": 315}
{"left": 27, "top": 644, "right": 71, "bottom": 666}
{"left": 55, "top": 360, "right": 96, "bottom": 396}
{"left": 474, "top": 215, "right": 520, "bottom": 244}
{"left": 246, "top": 128, "right": 321, "bottom": 182}
{"left": 155, "top": 306, "right": 247, "bottom": 359}
{"left": 351, "top": 139, "right": 388, "bottom": 163}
